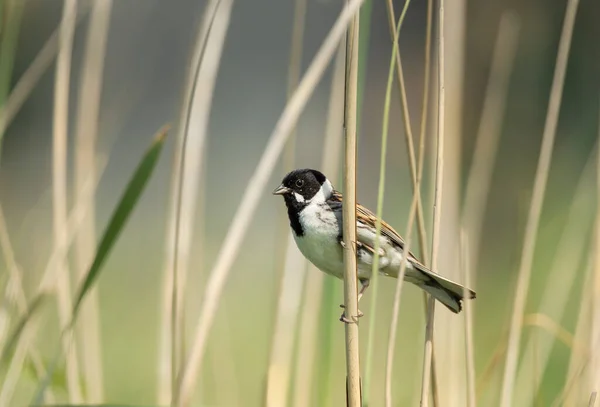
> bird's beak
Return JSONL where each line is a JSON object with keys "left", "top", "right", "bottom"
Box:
{"left": 272, "top": 185, "right": 291, "bottom": 195}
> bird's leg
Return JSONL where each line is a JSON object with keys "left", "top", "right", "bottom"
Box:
{"left": 339, "top": 278, "right": 369, "bottom": 322}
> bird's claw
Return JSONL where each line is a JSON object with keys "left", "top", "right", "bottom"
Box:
{"left": 339, "top": 304, "right": 364, "bottom": 323}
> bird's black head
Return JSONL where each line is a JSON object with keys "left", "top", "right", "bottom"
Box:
{"left": 273, "top": 168, "right": 330, "bottom": 236}
{"left": 272, "top": 168, "right": 328, "bottom": 205}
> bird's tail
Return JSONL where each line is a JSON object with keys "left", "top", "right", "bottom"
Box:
{"left": 411, "top": 263, "right": 476, "bottom": 314}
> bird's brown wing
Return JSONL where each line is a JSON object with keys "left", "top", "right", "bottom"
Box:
{"left": 329, "top": 190, "right": 424, "bottom": 266}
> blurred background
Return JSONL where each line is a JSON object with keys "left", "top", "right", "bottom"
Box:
{"left": 1, "top": 0, "right": 599, "bottom": 406}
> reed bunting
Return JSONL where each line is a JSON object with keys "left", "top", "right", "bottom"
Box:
{"left": 273, "top": 168, "right": 476, "bottom": 320}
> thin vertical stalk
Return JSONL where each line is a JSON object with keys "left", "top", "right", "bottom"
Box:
{"left": 383, "top": 0, "right": 428, "bottom": 261}
{"left": 382, "top": 1, "right": 441, "bottom": 400}
{"left": 362, "top": 3, "right": 408, "bottom": 405}
{"left": 499, "top": 0, "right": 580, "bottom": 404}
{"left": 417, "top": 0, "right": 433, "bottom": 188}
{"left": 73, "top": 0, "right": 113, "bottom": 402}
{"left": 460, "top": 230, "right": 476, "bottom": 407}
{"left": 52, "top": 0, "right": 83, "bottom": 402}
{"left": 265, "top": 0, "right": 307, "bottom": 403}
{"left": 342, "top": 2, "right": 361, "bottom": 406}
{"left": 420, "top": 0, "right": 445, "bottom": 404}
{"left": 385, "top": 187, "right": 420, "bottom": 407}
{"left": 173, "top": 1, "right": 367, "bottom": 405}
{"left": 158, "top": 0, "right": 228, "bottom": 403}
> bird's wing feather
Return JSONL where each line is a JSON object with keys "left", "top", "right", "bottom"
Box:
{"left": 328, "top": 190, "right": 423, "bottom": 266}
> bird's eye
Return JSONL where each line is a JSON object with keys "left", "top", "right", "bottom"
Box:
{"left": 295, "top": 179, "right": 304, "bottom": 188}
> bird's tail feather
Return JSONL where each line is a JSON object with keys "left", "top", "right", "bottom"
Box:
{"left": 412, "top": 263, "right": 476, "bottom": 314}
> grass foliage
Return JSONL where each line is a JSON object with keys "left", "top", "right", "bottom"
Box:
{"left": 0, "top": 1, "right": 597, "bottom": 406}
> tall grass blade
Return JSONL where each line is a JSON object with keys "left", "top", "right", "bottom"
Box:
{"left": 72, "top": 126, "right": 169, "bottom": 317}
{"left": 73, "top": 0, "right": 113, "bottom": 401}
{"left": 31, "top": 127, "right": 168, "bottom": 404}
{"left": 499, "top": 0, "right": 580, "bottom": 404}
{"left": 52, "top": 0, "right": 83, "bottom": 400}
{"left": 420, "top": 0, "right": 447, "bottom": 404}
{"left": 158, "top": 0, "right": 231, "bottom": 402}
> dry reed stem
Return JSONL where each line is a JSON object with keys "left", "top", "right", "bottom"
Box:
{"left": 417, "top": 0, "right": 433, "bottom": 190}
{"left": 292, "top": 43, "right": 345, "bottom": 407}
{"left": 462, "top": 12, "right": 520, "bottom": 269}
{"left": 385, "top": 183, "right": 421, "bottom": 407}
{"left": 499, "top": 0, "right": 580, "bottom": 404}
{"left": 157, "top": 0, "right": 228, "bottom": 403}
{"left": 265, "top": 0, "right": 308, "bottom": 403}
{"left": 460, "top": 230, "right": 476, "bottom": 407}
{"left": 515, "top": 149, "right": 596, "bottom": 406}
{"left": 342, "top": 2, "right": 361, "bottom": 406}
{"left": 432, "top": 0, "right": 466, "bottom": 403}
{"left": 72, "top": 1, "right": 113, "bottom": 401}
{"left": 52, "top": 0, "right": 83, "bottom": 401}
{"left": 0, "top": 4, "right": 88, "bottom": 135}
{"left": 419, "top": 0, "right": 446, "bottom": 404}
{"left": 382, "top": 1, "right": 441, "bottom": 401}
{"left": 173, "top": 1, "right": 367, "bottom": 405}
{"left": 383, "top": 0, "right": 428, "bottom": 261}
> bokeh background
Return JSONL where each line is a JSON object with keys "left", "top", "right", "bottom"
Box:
{"left": 1, "top": 0, "right": 600, "bottom": 406}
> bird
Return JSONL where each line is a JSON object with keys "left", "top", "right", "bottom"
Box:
{"left": 272, "top": 168, "right": 476, "bottom": 321}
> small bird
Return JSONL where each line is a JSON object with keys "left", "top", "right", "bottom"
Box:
{"left": 273, "top": 168, "right": 476, "bottom": 321}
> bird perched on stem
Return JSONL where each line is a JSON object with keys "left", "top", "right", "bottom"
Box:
{"left": 273, "top": 168, "right": 476, "bottom": 321}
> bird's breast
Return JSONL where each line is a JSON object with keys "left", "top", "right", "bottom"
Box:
{"left": 293, "top": 204, "right": 344, "bottom": 277}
